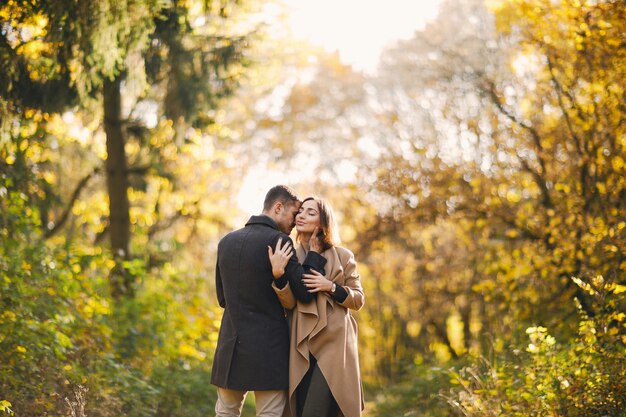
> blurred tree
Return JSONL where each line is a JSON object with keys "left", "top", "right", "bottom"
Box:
{"left": 350, "top": 0, "right": 626, "bottom": 377}
{"left": 0, "top": 1, "right": 266, "bottom": 414}
{"left": 258, "top": 0, "right": 626, "bottom": 386}
{"left": 0, "top": 0, "right": 254, "bottom": 299}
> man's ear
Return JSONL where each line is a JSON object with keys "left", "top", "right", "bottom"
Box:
{"left": 274, "top": 201, "right": 283, "bottom": 214}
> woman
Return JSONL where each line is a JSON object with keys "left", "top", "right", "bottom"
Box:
{"left": 269, "top": 197, "right": 365, "bottom": 417}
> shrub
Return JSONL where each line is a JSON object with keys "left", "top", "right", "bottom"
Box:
{"left": 446, "top": 276, "right": 626, "bottom": 417}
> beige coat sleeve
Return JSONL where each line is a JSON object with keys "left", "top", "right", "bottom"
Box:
{"left": 272, "top": 281, "right": 296, "bottom": 310}
{"left": 336, "top": 248, "right": 365, "bottom": 311}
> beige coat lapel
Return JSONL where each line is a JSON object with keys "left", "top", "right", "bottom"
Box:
{"left": 284, "top": 245, "right": 364, "bottom": 417}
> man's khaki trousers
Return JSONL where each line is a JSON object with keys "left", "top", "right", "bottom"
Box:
{"left": 216, "top": 387, "right": 287, "bottom": 417}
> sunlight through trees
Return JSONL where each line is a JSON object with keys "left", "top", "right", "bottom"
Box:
{"left": 1, "top": 0, "right": 624, "bottom": 416}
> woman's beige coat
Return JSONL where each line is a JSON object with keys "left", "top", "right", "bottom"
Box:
{"left": 273, "top": 245, "right": 365, "bottom": 417}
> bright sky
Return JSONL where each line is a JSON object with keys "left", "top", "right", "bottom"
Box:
{"left": 237, "top": 0, "right": 442, "bottom": 217}
{"left": 284, "top": 0, "right": 442, "bottom": 73}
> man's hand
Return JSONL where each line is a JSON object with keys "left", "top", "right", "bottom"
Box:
{"left": 268, "top": 238, "right": 294, "bottom": 278}
{"left": 302, "top": 269, "right": 333, "bottom": 293}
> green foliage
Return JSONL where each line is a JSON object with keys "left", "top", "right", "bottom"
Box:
{"left": 1, "top": 174, "right": 78, "bottom": 414}
{"left": 0, "top": 142, "right": 157, "bottom": 416}
{"left": 368, "top": 365, "right": 459, "bottom": 417}
{"left": 1, "top": 0, "right": 259, "bottom": 410}
{"left": 332, "top": 0, "right": 626, "bottom": 387}
{"left": 448, "top": 276, "right": 626, "bottom": 417}
{"left": 367, "top": 275, "right": 625, "bottom": 417}
{"left": 0, "top": 62, "right": 244, "bottom": 416}
{"left": 0, "top": 133, "right": 232, "bottom": 415}
{"left": 150, "top": 363, "right": 217, "bottom": 417}
{"left": 2, "top": 0, "right": 625, "bottom": 415}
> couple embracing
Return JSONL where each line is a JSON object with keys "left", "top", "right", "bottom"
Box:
{"left": 210, "top": 185, "right": 365, "bottom": 417}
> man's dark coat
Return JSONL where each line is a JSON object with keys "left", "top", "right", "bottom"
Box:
{"left": 210, "top": 215, "right": 326, "bottom": 390}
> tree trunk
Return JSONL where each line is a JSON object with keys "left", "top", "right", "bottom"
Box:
{"left": 460, "top": 304, "right": 472, "bottom": 354}
{"left": 431, "top": 319, "right": 459, "bottom": 360}
{"left": 103, "top": 76, "right": 132, "bottom": 299}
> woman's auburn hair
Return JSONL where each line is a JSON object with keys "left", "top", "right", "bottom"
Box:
{"left": 297, "top": 196, "right": 339, "bottom": 252}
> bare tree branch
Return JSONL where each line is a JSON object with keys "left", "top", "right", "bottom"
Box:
{"left": 126, "top": 165, "right": 152, "bottom": 175}
{"left": 45, "top": 167, "right": 100, "bottom": 238}
{"left": 545, "top": 55, "right": 584, "bottom": 156}
{"left": 483, "top": 80, "right": 553, "bottom": 209}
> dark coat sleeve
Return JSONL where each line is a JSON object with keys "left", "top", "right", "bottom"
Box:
{"left": 271, "top": 234, "right": 327, "bottom": 303}
{"left": 215, "top": 257, "right": 225, "bottom": 308}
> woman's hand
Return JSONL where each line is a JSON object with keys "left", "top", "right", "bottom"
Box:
{"left": 309, "top": 227, "right": 323, "bottom": 253}
{"left": 302, "top": 269, "right": 333, "bottom": 293}
{"left": 268, "top": 238, "right": 293, "bottom": 278}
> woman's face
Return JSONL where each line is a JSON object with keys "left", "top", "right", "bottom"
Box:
{"left": 295, "top": 199, "right": 321, "bottom": 234}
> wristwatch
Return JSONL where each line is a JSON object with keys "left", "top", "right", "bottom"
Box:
{"left": 330, "top": 282, "right": 337, "bottom": 294}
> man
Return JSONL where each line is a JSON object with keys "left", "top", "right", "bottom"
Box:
{"left": 211, "top": 185, "right": 326, "bottom": 417}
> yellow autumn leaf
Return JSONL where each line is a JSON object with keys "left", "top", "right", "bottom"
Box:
{"left": 613, "top": 284, "right": 626, "bottom": 295}
{"left": 43, "top": 171, "right": 56, "bottom": 185}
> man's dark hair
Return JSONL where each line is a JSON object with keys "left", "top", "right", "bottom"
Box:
{"left": 263, "top": 185, "right": 300, "bottom": 212}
